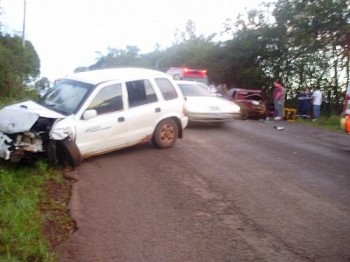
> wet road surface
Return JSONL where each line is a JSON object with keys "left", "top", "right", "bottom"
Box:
{"left": 58, "top": 120, "right": 350, "bottom": 261}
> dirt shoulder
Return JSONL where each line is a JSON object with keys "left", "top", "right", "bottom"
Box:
{"left": 41, "top": 171, "right": 77, "bottom": 252}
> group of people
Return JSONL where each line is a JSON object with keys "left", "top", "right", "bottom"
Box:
{"left": 273, "top": 80, "right": 322, "bottom": 121}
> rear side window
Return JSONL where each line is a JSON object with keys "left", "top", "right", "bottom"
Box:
{"left": 126, "top": 79, "right": 158, "bottom": 108}
{"left": 155, "top": 78, "right": 178, "bottom": 100}
{"left": 87, "top": 84, "right": 123, "bottom": 115}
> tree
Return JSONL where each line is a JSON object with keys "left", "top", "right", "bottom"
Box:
{"left": 270, "top": 0, "right": 350, "bottom": 110}
{"left": 0, "top": 34, "right": 40, "bottom": 99}
{"left": 88, "top": 45, "right": 148, "bottom": 70}
{"left": 34, "top": 77, "right": 50, "bottom": 91}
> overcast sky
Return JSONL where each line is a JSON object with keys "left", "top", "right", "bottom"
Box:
{"left": 1, "top": 0, "right": 268, "bottom": 81}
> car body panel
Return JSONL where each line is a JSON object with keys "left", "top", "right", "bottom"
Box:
{"left": 0, "top": 101, "right": 65, "bottom": 134}
{"left": 176, "top": 80, "right": 240, "bottom": 123}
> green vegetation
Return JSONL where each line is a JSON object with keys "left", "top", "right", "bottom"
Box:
{"left": 0, "top": 161, "right": 71, "bottom": 261}
{"left": 0, "top": 89, "right": 39, "bottom": 109}
{"left": 296, "top": 114, "right": 342, "bottom": 132}
{"left": 0, "top": 35, "right": 40, "bottom": 100}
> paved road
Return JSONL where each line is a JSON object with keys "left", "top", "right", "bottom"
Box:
{"left": 58, "top": 120, "right": 350, "bottom": 262}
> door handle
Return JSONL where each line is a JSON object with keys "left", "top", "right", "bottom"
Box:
{"left": 118, "top": 117, "right": 125, "bottom": 122}
{"left": 155, "top": 107, "right": 161, "bottom": 113}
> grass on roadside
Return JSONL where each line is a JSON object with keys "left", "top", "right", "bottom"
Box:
{"left": 295, "top": 114, "right": 342, "bottom": 132}
{"left": 0, "top": 160, "right": 71, "bottom": 262}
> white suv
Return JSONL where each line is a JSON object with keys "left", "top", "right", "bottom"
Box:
{"left": 0, "top": 68, "right": 188, "bottom": 167}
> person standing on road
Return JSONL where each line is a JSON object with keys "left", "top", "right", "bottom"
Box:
{"left": 297, "top": 87, "right": 312, "bottom": 118}
{"left": 297, "top": 88, "right": 306, "bottom": 117}
{"left": 273, "top": 80, "right": 285, "bottom": 120}
{"left": 303, "top": 88, "right": 313, "bottom": 118}
{"left": 312, "top": 86, "right": 322, "bottom": 121}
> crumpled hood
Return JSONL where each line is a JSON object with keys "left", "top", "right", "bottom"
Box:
{"left": 0, "top": 100, "right": 65, "bottom": 134}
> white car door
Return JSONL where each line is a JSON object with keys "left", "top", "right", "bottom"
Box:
{"left": 75, "top": 82, "right": 130, "bottom": 158}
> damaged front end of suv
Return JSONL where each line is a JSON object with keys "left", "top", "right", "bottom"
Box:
{"left": 0, "top": 100, "right": 81, "bottom": 167}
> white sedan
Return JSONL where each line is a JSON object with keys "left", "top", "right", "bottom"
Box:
{"left": 175, "top": 80, "right": 240, "bottom": 124}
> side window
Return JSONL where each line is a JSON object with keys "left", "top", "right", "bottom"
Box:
{"left": 87, "top": 84, "right": 123, "bottom": 115}
{"left": 126, "top": 79, "right": 157, "bottom": 107}
{"left": 155, "top": 78, "right": 178, "bottom": 100}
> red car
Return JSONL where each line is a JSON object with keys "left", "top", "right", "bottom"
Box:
{"left": 226, "top": 88, "right": 267, "bottom": 119}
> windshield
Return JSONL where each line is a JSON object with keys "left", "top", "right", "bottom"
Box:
{"left": 39, "top": 80, "right": 93, "bottom": 115}
{"left": 177, "top": 82, "right": 210, "bottom": 96}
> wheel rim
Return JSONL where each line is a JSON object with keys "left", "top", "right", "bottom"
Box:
{"left": 159, "top": 123, "right": 176, "bottom": 145}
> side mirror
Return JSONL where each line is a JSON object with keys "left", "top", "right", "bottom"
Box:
{"left": 83, "top": 109, "right": 97, "bottom": 120}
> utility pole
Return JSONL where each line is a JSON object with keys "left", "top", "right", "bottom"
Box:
{"left": 22, "top": 0, "right": 26, "bottom": 47}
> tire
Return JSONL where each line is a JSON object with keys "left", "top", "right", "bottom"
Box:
{"left": 152, "top": 118, "right": 178, "bottom": 149}
{"left": 47, "top": 140, "right": 59, "bottom": 165}
{"left": 55, "top": 139, "right": 82, "bottom": 168}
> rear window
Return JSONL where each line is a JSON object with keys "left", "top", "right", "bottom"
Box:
{"left": 155, "top": 78, "right": 178, "bottom": 100}
{"left": 237, "top": 91, "right": 262, "bottom": 100}
{"left": 177, "top": 83, "right": 209, "bottom": 96}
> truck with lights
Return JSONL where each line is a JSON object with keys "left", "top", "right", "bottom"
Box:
{"left": 166, "top": 67, "right": 208, "bottom": 85}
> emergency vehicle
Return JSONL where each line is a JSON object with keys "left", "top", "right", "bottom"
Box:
{"left": 340, "top": 84, "right": 350, "bottom": 134}
{"left": 166, "top": 67, "right": 208, "bottom": 85}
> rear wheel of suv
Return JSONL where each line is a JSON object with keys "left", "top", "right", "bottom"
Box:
{"left": 152, "top": 118, "right": 178, "bottom": 149}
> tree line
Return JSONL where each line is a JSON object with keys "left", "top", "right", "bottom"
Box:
{"left": 1, "top": 0, "right": 349, "bottom": 112}
{"left": 0, "top": 30, "right": 40, "bottom": 101}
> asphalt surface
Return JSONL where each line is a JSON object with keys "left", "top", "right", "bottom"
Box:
{"left": 58, "top": 119, "right": 350, "bottom": 262}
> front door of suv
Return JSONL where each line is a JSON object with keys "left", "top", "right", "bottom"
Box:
{"left": 75, "top": 82, "right": 129, "bottom": 157}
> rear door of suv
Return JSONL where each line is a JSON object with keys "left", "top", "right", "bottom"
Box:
{"left": 123, "top": 77, "right": 183, "bottom": 143}
{"left": 123, "top": 78, "right": 161, "bottom": 142}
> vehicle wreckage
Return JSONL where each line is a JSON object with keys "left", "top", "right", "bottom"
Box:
{"left": 0, "top": 100, "right": 81, "bottom": 167}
